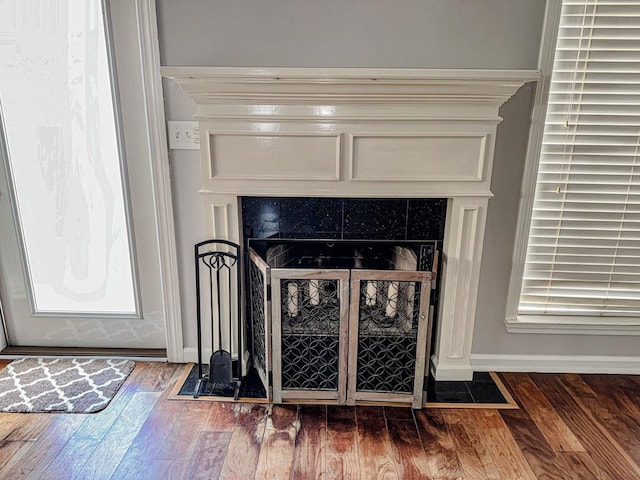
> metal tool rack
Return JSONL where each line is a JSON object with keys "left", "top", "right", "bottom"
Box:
{"left": 193, "top": 239, "right": 242, "bottom": 399}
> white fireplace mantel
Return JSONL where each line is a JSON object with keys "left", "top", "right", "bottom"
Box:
{"left": 162, "top": 66, "right": 539, "bottom": 380}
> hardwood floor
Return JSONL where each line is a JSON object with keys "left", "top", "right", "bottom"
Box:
{"left": 1, "top": 361, "right": 640, "bottom": 479}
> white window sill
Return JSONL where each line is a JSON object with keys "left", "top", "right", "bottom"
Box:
{"left": 505, "top": 315, "right": 640, "bottom": 335}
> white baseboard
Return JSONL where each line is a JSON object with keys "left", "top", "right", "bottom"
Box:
{"left": 471, "top": 353, "right": 640, "bottom": 374}
{"left": 431, "top": 354, "right": 474, "bottom": 381}
{"left": 0, "top": 354, "right": 167, "bottom": 362}
{"left": 185, "top": 349, "right": 640, "bottom": 377}
{"left": 183, "top": 347, "right": 198, "bottom": 364}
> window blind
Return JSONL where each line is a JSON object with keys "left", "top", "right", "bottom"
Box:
{"left": 519, "top": 0, "right": 640, "bottom": 316}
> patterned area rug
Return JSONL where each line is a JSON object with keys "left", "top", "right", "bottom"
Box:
{"left": 0, "top": 358, "right": 135, "bottom": 413}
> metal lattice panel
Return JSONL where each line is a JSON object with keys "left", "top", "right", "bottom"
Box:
{"left": 281, "top": 335, "right": 339, "bottom": 390}
{"left": 356, "top": 336, "right": 418, "bottom": 393}
{"left": 356, "top": 279, "right": 421, "bottom": 393}
{"left": 249, "top": 262, "right": 266, "bottom": 377}
{"left": 280, "top": 279, "right": 341, "bottom": 336}
{"left": 280, "top": 279, "right": 341, "bottom": 390}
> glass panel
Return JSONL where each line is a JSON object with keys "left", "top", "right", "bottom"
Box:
{"left": 0, "top": 0, "right": 136, "bottom": 314}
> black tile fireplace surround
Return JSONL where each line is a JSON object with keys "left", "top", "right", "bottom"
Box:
{"left": 241, "top": 196, "right": 447, "bottom": 285}
{"left": 241, "top": 196, "right": 446, "bottom": 303}
{"left": 241, "top": 197, "right": 447, "bottom": 242}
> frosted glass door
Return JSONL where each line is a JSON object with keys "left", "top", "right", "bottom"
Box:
{"left": 0, "top": 0, "right": 136, "bottom": 315}
{"left": 0, "top": 0, "right": 166, "bottom": 348}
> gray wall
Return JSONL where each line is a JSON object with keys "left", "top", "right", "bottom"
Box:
{"left": 157, "top": 0, "right": 543, "bottom": 69}
{"left": 158, "top": 0, "right": 638, "bottom": 359}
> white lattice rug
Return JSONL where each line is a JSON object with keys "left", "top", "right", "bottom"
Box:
{"left": 0, "top": 358, "right": 135, "bottom": 413}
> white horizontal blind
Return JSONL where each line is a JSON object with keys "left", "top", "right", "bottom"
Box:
{"left": 519, "top": 0, "right": 640, "bottom": 316}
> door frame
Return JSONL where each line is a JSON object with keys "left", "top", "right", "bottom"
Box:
{"left": 134, "top": 0, "right": 183, "bottom": 362}
{"left": 0, "top": 0, "right": 183, "bottom": 361}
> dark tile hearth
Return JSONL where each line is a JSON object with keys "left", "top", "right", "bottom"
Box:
{"left": 178, "top": 364, "right": 266, "bottom": 399}
{"left": 426, "top": 371, "right": 509, "bottom": 404}
{"left": 177, "top": 364, "right": 509, "bottom": 406}
{"left": 428, "top": 380, "right": 475, "bottom": 403}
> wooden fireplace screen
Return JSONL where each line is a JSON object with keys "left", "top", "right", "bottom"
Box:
{"left": 248, "top": 242, "right": 436, "bottom": 409}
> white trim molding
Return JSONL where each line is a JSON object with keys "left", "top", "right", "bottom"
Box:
{"left": 0, "top": 298, "right": 7, "bottom": 351}
{"left": 472, "top": 353, "right": 640, "bottom": 375}
{"left": 504, "top": 0, "right": 640, "bottom": 336}
{"left": 136, "top": 0, "right": 183, "bottom": 362}
{"left": 183, "top": 347, "right": 198, "bottom": 364}
{"left": 160, "top": 67, "right": 540, "bottom": 110}
{"left": 505, "top": 1, "right": 563, "bottom": 327}
{"left": 432, "top": 197, "right": 489, "bottom": 381}
{"left": 162, "top": 66, "right": 539, "bottom": 381}
{"left": 506, "top": 315, "right": 640, "bottom": 335}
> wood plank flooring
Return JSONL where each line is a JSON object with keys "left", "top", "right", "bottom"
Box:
{"left": 0, "top": 362, "right": 640, "bottom": 479}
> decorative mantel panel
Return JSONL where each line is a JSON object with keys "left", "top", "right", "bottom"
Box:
{"left": 162, "top": 67, "right": 539, "bottom": 380}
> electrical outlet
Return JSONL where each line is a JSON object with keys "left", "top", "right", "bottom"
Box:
{"left": 167, "top": 121, "right": 199, "bottom": 150}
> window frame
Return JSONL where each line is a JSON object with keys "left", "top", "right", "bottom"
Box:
{"left": 505, "top": 0, "right": 640, "bottom": 335}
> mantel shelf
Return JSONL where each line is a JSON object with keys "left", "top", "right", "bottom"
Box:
{"left": 161, "top": 66, "right": 540, "bottom": 110}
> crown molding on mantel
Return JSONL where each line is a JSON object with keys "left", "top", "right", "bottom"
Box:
{"left": 160, "top": 67, "right": 541, "bottom": 112}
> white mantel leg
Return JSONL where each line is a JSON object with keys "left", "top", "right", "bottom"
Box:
{"left": 432, "top": 196, "right": 489, "bottom": 381}
{"left": 204, "top": 195, "right": 241, "bottom": 244}
{"left": 202, "top": 195, "right": 250, "bottom": 374}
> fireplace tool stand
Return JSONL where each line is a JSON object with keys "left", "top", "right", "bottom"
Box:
{"left": 194, "top": 239, "right": 242, "bottom": 400}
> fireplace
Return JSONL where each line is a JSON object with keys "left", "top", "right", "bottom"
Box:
{"left": 248, "top": 238, "right": 437, "bottom": 407}
{"left": 161, "top": 66, "right": 535, "bottom": 382}
{"left": 242, "top": 196, "right": 444, "bottom": 406}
